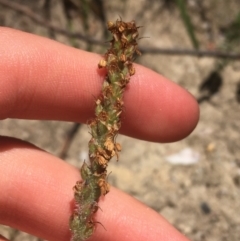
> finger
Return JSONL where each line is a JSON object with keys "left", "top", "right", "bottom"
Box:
{"left": 0, "top": 235, "right": 9, "bottom": 241}
{"left": 0, "top": 137, "right": 190, "bottom": 241}
{"left": 0, "top": 27, "right": 199, "bottom": 142}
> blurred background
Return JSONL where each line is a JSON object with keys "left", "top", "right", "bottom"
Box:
{"left": 0, "top": 0, "right": 240, "bottom": 240}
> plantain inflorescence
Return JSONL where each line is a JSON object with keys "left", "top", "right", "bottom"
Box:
{"left": 70, "top": 19, "right": 141, "bottom": 241}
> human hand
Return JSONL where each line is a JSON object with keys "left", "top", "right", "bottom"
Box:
{"left": 0, "top": 27, "right": 199, "bottom": 241}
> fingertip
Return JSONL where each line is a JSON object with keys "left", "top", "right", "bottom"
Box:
{"left": 93, "top": 188, "right": 190, "bottom": 241}
{"left": 122, "top": 65, "right": 199, "bottom": 142}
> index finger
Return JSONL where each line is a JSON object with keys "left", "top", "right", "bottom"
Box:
{"left": 0, "top": 27, "right": 199, "bottom": 142}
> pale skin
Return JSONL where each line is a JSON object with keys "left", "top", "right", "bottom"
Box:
{"left": 0, "top": 27, "right": 199, "bottom": 241}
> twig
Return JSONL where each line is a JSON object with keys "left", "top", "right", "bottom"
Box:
{"left": 139, "top": 47, "right": 240, "bottom": 59}
{"left": 0, "top": 0, "right": 103, "bottom": 45}
{"left": 1, "top": 0, "right": 240, "bottom": 60}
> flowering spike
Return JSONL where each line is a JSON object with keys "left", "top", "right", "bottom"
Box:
{"left": 70, "top": 19, "right": 141, "bottom": 241}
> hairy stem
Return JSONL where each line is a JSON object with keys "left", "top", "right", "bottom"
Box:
{"left": 70, "top": 19, "right": 140, "bottom": 241}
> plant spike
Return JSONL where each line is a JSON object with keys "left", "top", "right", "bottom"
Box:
{"left": 70, "top": 19, "right": 141, "bottom": 241}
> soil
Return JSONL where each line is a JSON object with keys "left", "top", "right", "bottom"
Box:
{"left": 0, "top": 0, "right": 240, "bottom": 241}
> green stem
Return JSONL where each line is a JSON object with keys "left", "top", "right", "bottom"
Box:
{"left": 70, "top": 19, "right": 140, "bottom": 241}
